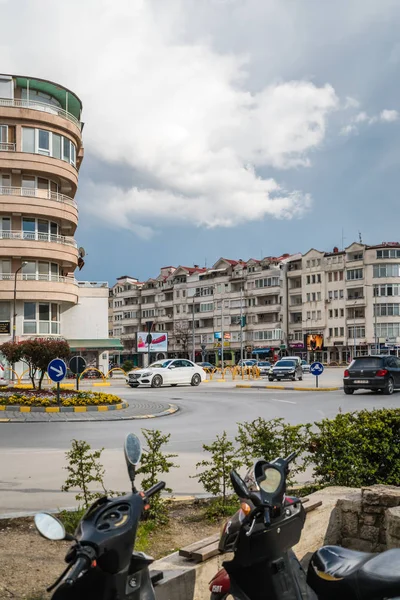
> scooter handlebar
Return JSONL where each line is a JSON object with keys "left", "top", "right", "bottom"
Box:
{"left": 65, "top": 555, "right": 92, "bottom": 586}
{"left": 145, "top": 481, "right": 166, "bottom": 499}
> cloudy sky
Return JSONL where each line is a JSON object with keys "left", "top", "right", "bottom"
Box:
{"left": 2, "top": 0, "right": 400, "bottom": 282}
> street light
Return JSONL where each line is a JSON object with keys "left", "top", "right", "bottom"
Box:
{"left": 191, "top": 291, "right": 199, "bottom": 362}
{"left": 12, "top": 261, "right": 28, "bottom": 343}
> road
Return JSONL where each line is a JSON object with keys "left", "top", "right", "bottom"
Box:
{"left": 1, "top": 377, "right": 399, "bottom": 516}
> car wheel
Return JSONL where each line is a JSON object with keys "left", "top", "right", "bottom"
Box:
{"left": 151, "top": 375, "right": 163, "bottom": 388}
{"left": 344, "top": 387, "right": 354, "bottom": 395}
{"left": 384, "top": 377, "right": 394, "bottom": 395}
{"left": 292, "top": 377, "right": 296, "bottom": 381}
{"left": 268, "top": 377, "right": 274, "bottom": 382}
{"left": 170, "top": 383, "right": 178, "bottom": 387}
{"left": 191, "top": 373, "right": 201, "bottom": 386}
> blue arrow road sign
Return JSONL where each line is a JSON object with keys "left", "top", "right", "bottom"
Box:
{"left": 48, "top": 358, "right": 67, "bottom": 383}
{"left": 310, "top": 362, "right": 324, "bottom": 376}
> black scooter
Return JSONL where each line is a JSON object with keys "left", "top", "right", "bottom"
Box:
{"left": 34, "top": 433, "right": 165, "bottom": 600}
{"left": 210, "top": 452, "right": 400, "bottom": 600}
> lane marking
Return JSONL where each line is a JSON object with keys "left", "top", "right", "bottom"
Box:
{"left": 269, "top": 398, "right": 297, "bottom": 405}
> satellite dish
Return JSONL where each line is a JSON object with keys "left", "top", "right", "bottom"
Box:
{"left": 78, "top": 247, "right": 86, "bottom": 257}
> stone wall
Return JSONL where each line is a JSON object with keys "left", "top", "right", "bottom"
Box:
{"left": 336, "top": 485, "right": 400, "bottom": 552}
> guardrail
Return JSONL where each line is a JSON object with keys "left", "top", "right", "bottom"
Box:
{"left": 0, "top": 98, "right": 81, "bottom": 128}
{"left": 0, "top": 142, "right": 15, "bottom": 151}
{"left": 0, "top": 186, "right": 77, "bottom": 208}
{"left": 0, "top": 273, "right": 76, "bottom": 283}
{"left": 0, "top": 230, "right": 77, "bottom": 247}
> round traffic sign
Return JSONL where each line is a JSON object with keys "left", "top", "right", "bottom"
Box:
{"left": 48, "top": 358, "right": 67, "bottom": 383}
{"left": 310, "top": 362, "right": 324, "bottom": 376}
{"left": 69, "top": 356, "right": 86, "bottom": 375}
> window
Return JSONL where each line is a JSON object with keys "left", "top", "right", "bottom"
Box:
{"left": 348, "top": 326, "right": 366, "bottom": 338}
{"left": 312, "top": 292, "right": 316, "bottom": 301}
{"left": 339, "top": 290, "right": 344, "bottom": 299}
{"left": 377, "top": 248, "right": 400, "bottom": 259}
{"left": 347, "top": 268, "right": 364, "bottom": 280}
{"left": 23, "top": 302, "right": 60, "bottom": 334}
{"left": 253, "top": 330, "right": 283, "bottom": 341}
{"left": 306, "top": 293, "right": 310, "bottom": 302}
{"left": 340, "top": 328, "right": 344, "bottom": 336}
{"left": 334, "top": 309, "right": 338, "bottom": 318}
{"left": 374, "top": 303, "right": 400, "bottom": 317}
{"left": 329, "top": 328, "right": 333, "bottom": 336}
{"left": 255, "top": 277, "right": 280, "bottom": 288}
{"left": 317, "top": 259, "right": 321, "bottom": 266}
{"left": 339, "top": 271, "right": 344, "bottom": 281}
{"left": 317, "top": 292, "right": 321, "bottom": 301}
{"left": 312, "top": 275, "right": 316, "bottom": 284}
{"left": 329, "top": 310, "right": 333, "bottom": 318}
{"left": 317, "top": 274, "right": 322, "bottom": 283}
{"left": 340, "top": 309, "right": 344, "bottom": 317}
{"left": 0, "top": 260, "right": 11, "bottom": 279}
{"left": 374, "top": 284, "right": 400, "bottom": 297}
{"left": 375, "top": 323, "right": 400, "bottom": 338}
{"left": 334, "top": 328, "right": 339, "bottom": 336}
{"left": 334, "top": 290, "right": 338, "bottom": 299}
{"left": 307, "top": 311, "right": 311, "bottom": 319}
{"left": 306, "top": 260, "right": 310, "bottom": 268}
{"left": 348, "top": 307, "right": 365, "bottom": 319}
{"left": 21, "top": 128, "right": 77, "bottom": 167}
{"left": 317, "top": 310, "right": 321, "bottom": 320}
{"left": 0, "top": 301, "right": 10, "bottom": 332}
{"left": 311, "top": 259, "right": 315, "bottom": 267}
{"left": 373, "top": 264, "right": 400, "bottom": 278}
{"left": 328, "top": 291, "right": 333, "bottom": 300}
{"left": 200, "top": 302, "right": 213, "bottom": 312}
{"left": 22, "top": 218, "right": 58, "bottom": 241}
{"left": 306, "top": 275, "right": 310, "bottom": 284}
{"left": 142, "top": 309, "right": 155, "bottom": 318}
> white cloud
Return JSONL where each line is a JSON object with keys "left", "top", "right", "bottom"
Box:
{"left": 380, "top": 109, "right": 399, "bottom": 122}
{"left": 0, "top": 0, "right": 340, "bottom": 235}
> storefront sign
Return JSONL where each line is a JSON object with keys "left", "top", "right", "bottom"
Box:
{"left": 305, "top": 334, "right": 324, "bottom": 351}
{"left": 0, "top": 321, "right": 10, "bottom": 334}
{"left": 290, "top": 342, "right": 304, "bottom": 349}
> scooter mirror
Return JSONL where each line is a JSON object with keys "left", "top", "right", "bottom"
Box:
{"left": 230, "top": 470, "right": 250, "bottom": 499}
{"left": 124, "top": 433, "right": 142, "bottom": 482}
{"left": 34, "top": 513, "right": 66, "bottom": 541}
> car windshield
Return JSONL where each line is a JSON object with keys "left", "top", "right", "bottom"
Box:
{"left": 350, "top": 357, "right": 383, "bottom": 369}
{"left": 258, "top": 362, "right": 270, "bottom": 366}
{"left": 275, "top": 360, "right": 296, "bottom": 367}
{"left": 149, "top": 360, "right": 173, "bottom": 369}
{"left": 302, "top": 360, "right": 308, "bottom": 365}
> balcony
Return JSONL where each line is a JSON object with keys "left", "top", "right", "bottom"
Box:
{"left": 0, "top": 273, "right": 78, "bottom": 303}
{"left": 0, "top": 186, "right": 77, "bottom": 208}
{"left": 0, "top": 98, "right": 81, "bottom": 128}
{"left": 0, "top": 230, "right": 77, "bottom": 247}
{"left": 0, "top": 142, "right": 15, "bottom": 151}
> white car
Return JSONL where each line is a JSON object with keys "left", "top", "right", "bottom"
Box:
{"left": 127, "top": 359, "right": 206, "bottom": 388}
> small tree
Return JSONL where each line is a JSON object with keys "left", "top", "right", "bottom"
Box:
{"left": 122, "top": 359, "right": 134, "bottom": 373}
{"left": 193, "top": 431, "right": 243, "bottom": 516}
{"left": 1, "top": 338, "right": 70, "bottom": 389}
{"left": 62, "top": 439, "right": 107, "bottom": 508}
{"left": 136, "top": 429, "right": 178, "bottom": 523}
{"left": 173, "top": 320, "right": 191, "bottom": 358}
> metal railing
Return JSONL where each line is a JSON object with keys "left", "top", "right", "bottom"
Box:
{"left": 77, "top": 281, "right": 108, "bottom": 288}
{"left": 0, "top": 142, "right": 16, "bottom": 151}
{"left": 0, "top": 230, "right": 77, "bottom": 247}
{"left": 0, "top": 98, "right": 81, "bottom": 128}
{"left": 0, "top": 273, "right": 77, "bottom": 283}
{"left": 0, "top": 186, "right": 77, "bottom": 208}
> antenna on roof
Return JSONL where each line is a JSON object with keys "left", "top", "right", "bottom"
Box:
{"left": 359, "top": 231, "right": 363, "bottom": 244}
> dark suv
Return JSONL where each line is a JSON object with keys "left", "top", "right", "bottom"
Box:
{"left": 343, "top": 355, "right": 400, "bottom": 395}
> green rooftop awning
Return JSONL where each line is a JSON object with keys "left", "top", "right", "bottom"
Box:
{"left": 15, "top": 76, "right": 82, "bottom": 120}
{"left": 68, "top": 339, "right": 124, "bottom": 352}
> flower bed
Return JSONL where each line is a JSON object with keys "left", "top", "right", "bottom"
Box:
{"left": 0, "top": 388, "right": 122, "bottom": 407}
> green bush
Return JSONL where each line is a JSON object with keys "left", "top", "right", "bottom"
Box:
{"left": 236, "top": 417, "right": 311, "bottom": 485}
{"left": 59, "top": 507, "right": 86, "bottom": 534}
{"left": 122, "top": 360, "right": 134, "bottom": 373}
{"left": 309, "top": 408, "right": 400, "bottom": 487}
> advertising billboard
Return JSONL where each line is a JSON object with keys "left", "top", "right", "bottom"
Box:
{"left": 137, "top": 332, "right": 168, "bottom": 353}
{"left": 306, "top": 334, "right": 324, "bottom": 351}
{"left": 214, "top": 332, "right": 231, "bottom": 340}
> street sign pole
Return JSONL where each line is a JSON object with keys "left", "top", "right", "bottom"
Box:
{"left": 57, "top": 381, "right": 60, "bottom": 406}
{"left": 316, "top": 375, "right": 319, "bottom": 389}
{"left": 48, "top": 358, "right": 67, "bottom": 406}
{"left": 310, "top": 361, "right": 324, "bottom": 389}
{"left": 76, "top": 372, "right": 79, "bottom": 391}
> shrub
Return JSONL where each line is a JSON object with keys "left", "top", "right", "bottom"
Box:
{"left": 0, "top": 389, "right": 122, "bottom": 406}
{"left": 309, "top": 408, "right": 400, "bottom": 487}
{"left": 61, "top": 440, "right": 108, "bottom": 508}
{"left": 193, "top": 431, "right": 243, "bottom": 517}
{"left": 235, "top": 417, "right": 311, "bottom": 485}
{"left": 59, "top": 507, "right": 86, "bottom": 534}
{"left": 122, "top": 360, "right": 134, "bottom": 373}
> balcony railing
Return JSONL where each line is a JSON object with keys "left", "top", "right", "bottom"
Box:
{"left": 0, "top": 142, "right": 16, "bottom": 151}
{"left": 0, "top": 273, "right": 77, "bottom": 283}
{"left": 77, "top": 281, "right": 108, "bottom": 288}
{"left": 0, "top": 230, "right": 77, "bottom": 247}
{"left": 0, "top": 98, "right": 81, "bottom": 128}
{"left": 0, "top": 186, "right": 77, "bottom": 208}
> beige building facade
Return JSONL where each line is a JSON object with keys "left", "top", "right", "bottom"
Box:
{"left": 110, "top": 242, "right": 400, "bottom": 366}
{"left": 0, "top": 74, "right": 118, "bottom": 374}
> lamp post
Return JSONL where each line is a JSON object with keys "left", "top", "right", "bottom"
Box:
{"left": 239, "top": 283, "right": 244, "bottom": 366}
{"left": 191, "top": 292, "right": 199, "bottom": 362}
{"left": 353, "top": 300, "right": 357, "bottom": 360}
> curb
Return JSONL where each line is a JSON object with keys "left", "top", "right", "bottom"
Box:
{"left": 235, "top": 384, "right": 341, "bottom": 392}
{"left": 0, "top": 403, "right": 179, "bottom": 422}
{"left": 0, "top": 401, "right": 129, "bottom": 413}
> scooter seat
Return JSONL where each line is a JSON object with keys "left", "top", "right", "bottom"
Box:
{"left": 307, "top": 545, "right": 400, "bottom": 600}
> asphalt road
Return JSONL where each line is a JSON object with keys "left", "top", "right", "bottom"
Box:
{"left": 1, "top": 382, "right": 400, "bottom": 515}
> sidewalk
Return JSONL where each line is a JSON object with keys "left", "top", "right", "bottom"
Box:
{"left": 211, "top": 367, "right": 344, "bottom": 391}
{"left": 0, "top": 399, "right": 178, "bottom": 422}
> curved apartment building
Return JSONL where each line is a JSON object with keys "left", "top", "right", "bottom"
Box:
{"left": 0, "top": 74, "right": 118, "bottom": 373}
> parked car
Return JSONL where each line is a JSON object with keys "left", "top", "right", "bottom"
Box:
{"left": 268, "top": 359, "right": 303, "bottom": 382}
{"left": 237, "top": 359, "right": 257, "bottom": 367}
{"left": 281, "top": 356, "right": 303, "bottom": 367}
{"left": 198, "top": 362, "right": 215, "bottom": 371}
{"left": 127, "top": 358, "right": 206, "bottom": 388}
{"left": 255, "top": 361, "right": 272, "bottom": 376}
{"left": 343, "top": 355, "right": 400, "bottom": 395}
{"left": 301, "top": 360, "right": 311, "bottom": 373}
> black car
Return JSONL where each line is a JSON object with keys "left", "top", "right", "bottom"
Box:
{"left": 268, "top": 359, "right": 303, "bottom": 382}
{"left": 344, "top": 355, "right": 400, "bottom": 395}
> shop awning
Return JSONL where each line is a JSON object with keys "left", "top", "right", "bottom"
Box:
{"left": 68, "top": 339, "right": 124, "bottom": 352}
{"left": 252, "top": 348, "right": 271, "bottom": 355}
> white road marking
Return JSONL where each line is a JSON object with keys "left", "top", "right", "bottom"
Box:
{"left": 269, "top": 398, "right": 297, "bottom": 405}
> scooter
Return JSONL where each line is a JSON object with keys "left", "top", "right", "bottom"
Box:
{"left": 209, "top": 451, "right": 316, "bottom": 600}
{"left": 34, "top": 433, "right": 165, "bottom": 600}
{"left": 210, "top": 452, "right": 400, "bottom": 600}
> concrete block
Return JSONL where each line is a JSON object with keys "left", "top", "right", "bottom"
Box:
{"left": 342, "top": 512, "right": 359, "bottom": 537}
{"left": 342, "top": 537, "right": 374, "bottom": 552}
{"left": 359, "top": 525, "right": 379, "bottom": 543}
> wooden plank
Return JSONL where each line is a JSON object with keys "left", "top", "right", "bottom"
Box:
{"left": 300, "top": 497, "right": 310, "bottom": 504}
{"left": 191, "top": 541, "right": 220, "bottom": 563}
{"left": 304, "top": 500, "right": 323, "bottom": 514}
{"left": 179, "top": 534, "right": 219, "bottom": 559}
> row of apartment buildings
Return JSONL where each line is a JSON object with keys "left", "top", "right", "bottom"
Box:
{"left": 109, "top": 241, "right": 400, "bottom": 366}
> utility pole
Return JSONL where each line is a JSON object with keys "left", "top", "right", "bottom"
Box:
{"left": 374, "top": 288, "right": 378, "bottom": 354}
{"left": 220, "top": 295, "right": 224, "bottom": 371}
{"left": 240, "top": 283, "right": 244, "bottom": 365}
{"left": 191, "top": 292, "right": 196, "bottom": 362}
{"left": 353, "top": 301, "right": 357, "bottom": 360}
